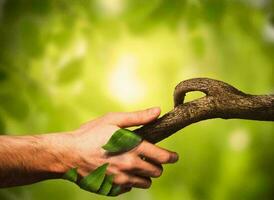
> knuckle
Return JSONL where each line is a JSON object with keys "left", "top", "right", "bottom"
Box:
{"left": 134, "top": 141, "right": 145, "bottom": 153}
{"left": 122, "top": 157, "right": 136, "bottom": 170}
{"left": 114, "top": 175, "right": 130, "bottom": 186}
{"left": 135, "top": 140, "right": 150, "bottom": 154}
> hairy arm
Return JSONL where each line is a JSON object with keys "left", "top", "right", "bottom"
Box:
{"left": 0, "top": 107, "right": 178, "bottom": 195}
{"left": 0, "top": 133, "right": 73, "bottom": 187}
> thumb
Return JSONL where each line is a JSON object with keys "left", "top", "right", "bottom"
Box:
{"left": 107, "top": 107, "right": 161, "bottom": 128}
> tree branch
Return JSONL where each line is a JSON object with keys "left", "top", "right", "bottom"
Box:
{"left": 134, "top": 78, "right": 274, "bottom": 143}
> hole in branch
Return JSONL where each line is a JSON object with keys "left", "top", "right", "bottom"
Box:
{"left": 184, "top": 91, "right": 206, "bottom": 103}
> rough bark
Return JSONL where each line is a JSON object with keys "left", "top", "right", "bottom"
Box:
{"left": 134, "top": 78, "right": 274, "bottom": 143}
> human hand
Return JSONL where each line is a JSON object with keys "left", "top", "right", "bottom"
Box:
{"left": 58, "top": 107, "right": 179, "bottom": 196}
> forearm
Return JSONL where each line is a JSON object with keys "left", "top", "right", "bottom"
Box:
{"left": 0, "top": 133, "right": 73, "bottom": 187}
{"left": 0, "top": 108, "right": 179, "bottom": 196}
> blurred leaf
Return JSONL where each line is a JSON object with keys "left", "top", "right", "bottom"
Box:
{"left": 191, "top": 35, "right": 205, "bottom": 58}
{"left": 203, "top": 0, "right": 226, "bottom": 23}
{"left": 0, "top": 93, "right": 29, "bottom": 120}
{"left": 29, "top": 0, "right": 52, "bottom": 14}
{"left": 20, "top": 18, "right": 43, "bottom": 57}
{"left": 0, "top": 68, "right": 8, "bottom": 82}
{"left": 0, "top": 115, "right": 6, "bottom": 134}
{"left": 58, "top": 59, "right": 83, "bottom": 84}
{"left": 0, "top": 1, "right": 273, "bottom": 199}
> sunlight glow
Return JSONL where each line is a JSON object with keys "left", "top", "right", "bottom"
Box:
{"left": 96, "top": 0, "right": 125, "bottom": 17}
{"left": 74, "top": 39, "right": 87, "bottom": 58}
{"left": 263, "top": 21, "right": 274, "bottom": 43}
{"left": 108, "top": 54, "right": 146, "bottom": 105}
{"left": 229, "top": 128, "right": 250, "bottom": 152}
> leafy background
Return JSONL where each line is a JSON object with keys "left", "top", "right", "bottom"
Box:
{"left": 0, "top": 0, "right": 273, "bottom": 200}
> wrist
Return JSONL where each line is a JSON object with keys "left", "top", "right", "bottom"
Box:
{"left": 0, "top": 132, "right": 81, "bottom": 187}
{"left": 39, "top": 132, "right": 78, "bottom": 179}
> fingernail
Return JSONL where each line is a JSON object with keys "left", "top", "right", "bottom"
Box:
{"left": 172, "top": 153, "right": 179, "bottom": 163}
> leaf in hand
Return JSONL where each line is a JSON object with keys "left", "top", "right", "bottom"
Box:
{"left": 102, "top": 128, "right": 142, "bottom": 153}
{"left": 79, "top": 163, "right": 109, "bottom": 192}
{"left": 98, "top": 174, "right": 114, "bottom": 195}
{"left": 109, "top": 185, "right": 122, "bottom": 196}
{"left": 63, "top": 168, "right": 78, "bottom": 183}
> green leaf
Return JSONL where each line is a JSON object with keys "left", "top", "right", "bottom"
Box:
{"left": 63, "top": 168, "right": 78, "bottom": 183}
{"left": 79, "top": 163, "right": 109, "bottom": 193}
{"left": 102, "top": 128, "right": 142, "bottom": 153}
{"left": 97, "top": 174, "right": 114, "bottom": 195}
{"left": 108, "top": 185, "right": 121, "bottom": 196}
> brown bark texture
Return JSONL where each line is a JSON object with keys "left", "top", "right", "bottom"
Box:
{"left": 134, "top": 78, "right": 274, "bottom": 143}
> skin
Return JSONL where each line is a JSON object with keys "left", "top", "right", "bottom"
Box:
{"left": 0, "top": 107, "right": 179, "bottom": 195}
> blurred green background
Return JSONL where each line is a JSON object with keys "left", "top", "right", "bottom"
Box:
{"left": 0, "top": 0, "right": 273, "bottom": 199}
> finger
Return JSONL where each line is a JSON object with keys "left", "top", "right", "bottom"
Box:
{"left": 108, "top": 185, "right": 132, "bottom": 196}
{"left": 129, "top": 158, "right": 163, "bottom": 178}
{"left": 130, "top": 175, "right": 152, "bottom": 189}
{"left": 118, "top": 186, "right": 132, "bottom": 195}
{"left": 104, "top": 107, "right": 161, "bottom": 127}
{"left": 114, "top": 174, "right": 152, "bottom": 189}
{"left": 136, "top": 140, "right": 179, "bottom": 164}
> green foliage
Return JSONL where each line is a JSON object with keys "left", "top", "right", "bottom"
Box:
{"left": 58, "top": 59, "right": 83, "bottom": 84}
{"left": 0, "top": 0, "right": 273, "bottom": 200}
{"left": 0, "top": 93, "right": 29, "bottom": 120}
